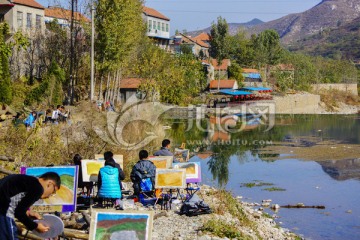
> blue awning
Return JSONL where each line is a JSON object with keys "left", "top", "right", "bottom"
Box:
{"left": 219, "top": 90, "right": 253, "bottom": 96}
{"left": 240, "top": 87, "right": 272, "bottom": 91}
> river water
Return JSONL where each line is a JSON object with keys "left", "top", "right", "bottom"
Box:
{"left": 167, "top": 114, "right": 360, "bottom": 240}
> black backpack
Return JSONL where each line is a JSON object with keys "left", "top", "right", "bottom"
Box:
{"left": 179, "top": 194, "right": 212, "bottom": 216}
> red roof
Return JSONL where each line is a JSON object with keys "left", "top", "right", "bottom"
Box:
{"left": 242, "top": 68, "right": 259, "bottom": 73}
{"left": 193, "top": 32, "right": 210, "bottom": 42}
{"left": 180, "top": 33, "right": 209, "bottom": 48}
{"left": 143, "top": 6, "right": 169, "bottom": 21}
{"left": 12, "top": 0, "right": 44, "bottom": 9}
{"left": 203, "top": 59, "right": 230, "bottom": 70}
{"left": 120, "top": 78, "right": 143, "bottom": 89}
{"left": 209, "top": 80, "right": 236, "bottom": 89}
{"left": 45, "top": 7, "right": 90, "bottom": 22}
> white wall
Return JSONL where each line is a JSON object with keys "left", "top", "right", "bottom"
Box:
{"left": 143, "top": 15, "right": 170, "bottom": 39}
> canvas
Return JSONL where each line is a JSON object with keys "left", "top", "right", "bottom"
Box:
{"left": 95, "top": 154, "right": 124, "bottom": 169}
{"left": 21, "top": 166, "right": 78, "bottom": 212}
{"left": 81, "top": 160, "right": 105, "bottom": 182}
{"left": 148, "top": 156, "right": 172, "bottom": 169}
{"left": 174, "top": 148, "right": 190, "bottom": 162}
{"left": 172, "top": 162, "right": 202, "bottom": 183}
{"left": 89, "top": 210, "right": 153, "bottom": 240}
{"left": 155, "top": 169, "right": 186, "bottom": 189}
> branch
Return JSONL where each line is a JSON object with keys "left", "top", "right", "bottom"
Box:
{"left": 0, "top": 167, "right": 16, "bottom": 175}
{"left": 0, "top": 155, "right": 15, "bottom": 162}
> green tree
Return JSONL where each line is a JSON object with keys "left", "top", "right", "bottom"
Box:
{"left": 228, "top": 30, "right": 254, "bottom": 66}
{"left": 95, "top": 0, "right": 145, "bottom": 72}
{"left": 0, "top": 23, "right": 12, "bottom": 104}
{"left": 228, "top": 62, "right": 244, "bottom": 86}
{"left": 210, "top": 16, "right": 230, "bottom": 66}
{"left": 252, "top": 30, "right": 283, "bottom": 66}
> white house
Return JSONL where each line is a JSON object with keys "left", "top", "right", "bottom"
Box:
{"left": 142, "top": 6, "right": 170, "bottom": 50}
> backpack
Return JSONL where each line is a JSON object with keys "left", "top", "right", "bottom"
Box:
{"left": 140, "top": 178, "right": 153, "bottom": 192}
{"left": 179, "top": 194, "right": 212, "bottom": 217}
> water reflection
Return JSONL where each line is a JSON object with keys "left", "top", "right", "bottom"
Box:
{"left": 317, "top": 158, "right": 360, "bottom": 181}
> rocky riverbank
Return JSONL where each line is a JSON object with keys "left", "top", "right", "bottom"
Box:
{"left": 118, "top": 184, "right": 298, "bottom": 240}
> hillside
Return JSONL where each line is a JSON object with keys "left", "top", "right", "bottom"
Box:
{"left": 288, "top": 17, "right": 360, "bottom": 61}
{"left": 251, "top": 0, "right": 360, "bottom": 44}
{"left": 186, "top": 18, "right": 263, "bottom": 37}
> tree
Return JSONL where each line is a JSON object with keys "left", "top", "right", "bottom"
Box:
{"left": 228, "top": 29, "right": 254, "bottom": 66}
{"left": 228, "top": 62, "right": 244, "bottom": 86}
{"left": 0, "top": 23, "right": 12, "bottom": 104}
{"left": 252, "top": 30, "right": 283, "bottom": 66}
{"left": 210, "top": 16, "right": 230, "bottom": 90}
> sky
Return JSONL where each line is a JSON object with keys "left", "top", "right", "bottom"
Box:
{"left": 37, "top": 0, "right": 322, "bottom": 35}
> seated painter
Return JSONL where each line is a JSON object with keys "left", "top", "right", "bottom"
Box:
{"left": 153, "top": 139, "right": 178, "bottom": 163}
{"left": 130, "top": 150, "right": 156, "bottom": 196}
{"left": 98, "top": 159, "right": 122, "bottom": 209}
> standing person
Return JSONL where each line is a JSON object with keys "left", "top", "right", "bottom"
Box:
{"left": 103, "top": 151, "right": 125, "bottom": 185}
{"left": 154, "top": 139, "right": 178, "bottom": 163}
{"left": 0, "top": 172, "right": 61, "bottom": 239}
{"left": 73, "top": 154, "right": 93, "bottom": 196}
{"left": 130, "top": 150, "right": 156, "bottom": 196}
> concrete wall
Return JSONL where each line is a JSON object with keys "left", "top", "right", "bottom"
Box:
{"left": 312, "top": 83, "right": 358, "bottom": 96}
{"left": 273, "top": 93, "right": 321, "bottom": 114}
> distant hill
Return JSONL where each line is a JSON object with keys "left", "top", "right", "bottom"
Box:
{"left": 288, "top": 17, "right": 360, "bottom": 61}
{"left": 251, "top": 0, "right": 360, "bottom": 44}
{"left": 186, "top": 18, "right": 263, "bottom": 37}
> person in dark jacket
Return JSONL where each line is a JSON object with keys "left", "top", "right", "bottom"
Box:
{"left": 130, "top": 150, "right": 156, "bottom": 196}
{"left": 153, "top": 139, "right": 178, "bottom": 163}
{"left": 0, "top": 172, "right": 61, "bottom": 240}
{"left": 103, "top": 151, "right": 125, "bottom": 188}
{"left": 98, "top": 160, "right": 122, "bottom": 200}
{"left": 73, "top": 154, "right": 93, "bottom": 196}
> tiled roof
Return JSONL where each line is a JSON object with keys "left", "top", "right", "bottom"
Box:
{"left": 180, "top": 33, "right": 209, "bottom": 48}
{"left": 242, "top": 68, "right": 259, "bottom": 73}
{"left": 45, "top": 7, "right": 90, "bottom": 22}
{"left": 12, "top": 0, "right": 44, "bottom": 9}
{"left": 209, "top": 80, "right": 236, "bottom": 89}
{"left": 196, "top": 152, "right": 213, "bottom": 159}
{"left": 143, "top": 6, "right": 169, "bottom": 21}
{"left": 192, "top": 32, "right": 210, "bottom": 42}
{"left": 203, "top": 59, "right": 230, "bottom": 70}
{"left": 120, "top": 78, "right": 143, "bottom": 89}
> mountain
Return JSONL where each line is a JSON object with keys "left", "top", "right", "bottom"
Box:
{"left": 186, "top": 18, "right": 263, "bottom": 37}
{"left": 251, "top": 0, "right": 360, "bottom": 44}
{"left": 288, "top": 17, "right": 360, "bottom": 60}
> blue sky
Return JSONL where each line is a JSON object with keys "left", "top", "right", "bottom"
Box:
{"left": 37, "top": 0, "right": 321, "bottom": 35}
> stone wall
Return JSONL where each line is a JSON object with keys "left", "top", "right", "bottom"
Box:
{"left": 312, "top": 83, "right": 358, "bottom": 96}
{"left": 273, "top": 93, "right": 321, "bottom": 114}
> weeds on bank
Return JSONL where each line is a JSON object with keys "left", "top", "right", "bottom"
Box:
{"left": 263, "top": 187, "right": 286, "bottom": 192}
{"left": 319, "top": 89, "right": 359, "bottom": 111}
{"left": 201, "top": 189, "right": 259, "bottom": 239}
{"left": 241, "top": 181, "right": 274, "bottom": 188}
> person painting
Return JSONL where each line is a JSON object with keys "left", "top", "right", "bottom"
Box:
{"left": 154, "top": 139, "right": 178, "bottom": 163}
{"left": 130, "top": 150, "right": 156, "bottom": 196}
{"left": 0, "top": 172, "right": 61, "bottom": 239}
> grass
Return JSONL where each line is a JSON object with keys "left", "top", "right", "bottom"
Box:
{"left": 200, "top": 219, "right": 250, "bottom": 239}
{"left": 263, "top": 187, "right": 286, "bottom": 192}
{"left": 241, "top": 181, "right": 274, "bottom": 188}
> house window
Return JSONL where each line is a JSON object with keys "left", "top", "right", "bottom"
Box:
{"left": 153, "top": 20, "right": 156, "bottom": 29}
{"left": 36, "top": 15, "right": 41, "bottom": 29}
{"left": 17, "top": 11, "right": 23, "bottom": 29}
{"left": 26, "top": 13, "right": 32, "bottom": 29}
{"left": 162, "top": 23, "right": 164, "bottom": 31}
{"left": 157, "top": 22, "right": 160, "bottom": 30}
{"left": 148, "top": 19, "right": 152, "bottom": 30}
{"left": 166, "top": 23, "right": 169, "bottom": 32}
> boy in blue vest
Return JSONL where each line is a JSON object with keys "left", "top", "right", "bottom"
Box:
{"left": 97, "top": 159, "right": 123, "bottom": 209}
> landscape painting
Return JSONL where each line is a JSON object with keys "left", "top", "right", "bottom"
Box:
{"left": 89, "top": 210, "right": 153, "bottom": 240}
{"left": 172, "top": 162, "right": 201, "bottom": 183}
{"left": 148, "top": 156, "right": 172, "bottom": 169}
{"left": 155, "top": 169, "right": 186, "bottom": 189}
{"left": 174, "top": 148, "right": 190, "bottom": 162}
{"left": 81, "top": 160, "right": 105, "bottom": 182}
{"left": 95, "top": 154, "right": 124, "bottom": 169}
{"left": 21, "top": 166, "right": 78, "bottom": 212}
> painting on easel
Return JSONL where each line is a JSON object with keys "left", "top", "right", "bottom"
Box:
{"left": 21, "top": 166, "right": 78, "bottom": 212}
{"left": 155, "top": 169, "right": 186, "bottom": 189}
{"left": 81, "top": 160, "right": 105, "bottom": 182}
{"left": 172, "top": 162, "right": 201, "bottom": 183}
{"left": 148, "top": 156, "right": 172, "bottom": 169}
{"left": 89, "top": 210, "right": 153, "bottom": 240}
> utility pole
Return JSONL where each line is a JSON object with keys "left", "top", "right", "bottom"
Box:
{"left": 70, "top": 0, "right": 77, "bottom": 105}
{"left": 90, "top": 6, "right": 95, "bottom": 101}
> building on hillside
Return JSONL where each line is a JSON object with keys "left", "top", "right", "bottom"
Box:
{"left": 242, "top": 68, "right": 262, "bottom": 85}
{"left": 143, "top": 6, "right": 170, "bottom": 50}
{"left": 209, "top": 79, "right": 238, "bottom": 93}
{"left": 44, "top": 6, "right": 90, "bottom": 27}
{"left": 0, "top": 0, "right": 45, "bottom": 34}
{"left": 172, "top": 32, "right": 210, "bottom": 58}
{"left": 202, "top": 59, "right": 231, "bottom": 80}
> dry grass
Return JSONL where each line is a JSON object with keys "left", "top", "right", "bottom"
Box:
{"left": 319, "top": 89, "right": 359, "bottom": 111}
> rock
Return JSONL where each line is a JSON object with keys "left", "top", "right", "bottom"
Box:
{"left": 271, "top": 204, "right": 280, "bottom": 210}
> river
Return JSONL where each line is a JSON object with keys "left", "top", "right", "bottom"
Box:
{"left": 167, "top": 114, "right": 360, "bottom": 240}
